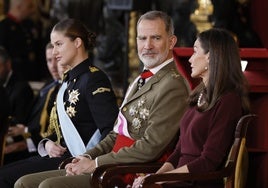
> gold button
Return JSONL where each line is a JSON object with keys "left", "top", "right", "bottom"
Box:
{"left": 122, "top": 107, "right": 127, "bottom": 112}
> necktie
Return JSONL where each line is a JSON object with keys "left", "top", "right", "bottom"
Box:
{"left": 137, "top": 70, "right": 153, "bottom": 90}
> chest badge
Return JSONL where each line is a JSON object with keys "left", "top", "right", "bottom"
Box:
{"left": 129, "top": 96, "right": 150, "bottom": 130}
{"left": 68, "top": 89, "right": 80, "bottom": 105}
{"left": 66, "top": 89, "right": 80, "bottom": 118}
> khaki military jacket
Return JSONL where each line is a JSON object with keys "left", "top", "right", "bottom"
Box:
{"left": 86, "top": 62, "right": 190, "bottom": 166}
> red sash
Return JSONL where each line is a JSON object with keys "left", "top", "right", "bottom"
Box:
{"left": 112, "top": 134, "right": 135, "bottom": 152}
{"left": 111, "top": 134, "right": 172, "bottom": 185}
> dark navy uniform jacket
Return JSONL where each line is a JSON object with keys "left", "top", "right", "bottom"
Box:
{"left": 49, "top": 58, "right": 119, "bottom": 147}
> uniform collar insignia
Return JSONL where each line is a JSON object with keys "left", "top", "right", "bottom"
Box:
{"left": 89, "top": 66, "right": 99, "bottom": 72}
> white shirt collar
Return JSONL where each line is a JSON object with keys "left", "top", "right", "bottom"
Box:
{"left": 144, "top": 57, "right": 173, "bottom": 75}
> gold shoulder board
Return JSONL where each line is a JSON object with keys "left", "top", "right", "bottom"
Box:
{"left": 89, "top": 66, "right": 99, "bottom": 72}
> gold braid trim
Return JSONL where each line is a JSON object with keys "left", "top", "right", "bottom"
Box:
{"left": 40, "top": 104, "right": 62, "bottom": 144}
{"left": 39, "top": 86, "right": 55, "bottom": 137}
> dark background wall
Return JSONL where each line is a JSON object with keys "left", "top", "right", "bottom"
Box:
{"left": 251, "top": 0, "right": 268, "bottom": 47}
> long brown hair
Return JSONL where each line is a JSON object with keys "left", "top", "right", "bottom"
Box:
{"left": 189, "top": 28, "right": 250, "bottom": 113}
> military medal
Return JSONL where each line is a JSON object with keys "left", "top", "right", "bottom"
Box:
{"left": 68, "top": 89, "right": 80, "bottom": 105}
{"left": 137, "top": 78, "right": 145, "bottom": 90}
{"left": 66, "top": 106, "right": 77, "bottom": 118}
{"left": 129, "top": 97, "right": 150, "bottom": 130}
{"left": 66, "top": 89, "right": 80, "bottom": 118}
{"left": 132, "top": 118, "right": 142, "bottom": 129}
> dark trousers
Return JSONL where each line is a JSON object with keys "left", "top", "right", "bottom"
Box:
{"left": 4, "top": 149, "right": 37, "bottom": 165}
{"left": 0, "top": 152, "right": 71, "bottom": 188}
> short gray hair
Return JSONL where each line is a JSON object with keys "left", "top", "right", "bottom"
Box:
{"left": 137, "top": 10, "right": 174, "bottom": 36}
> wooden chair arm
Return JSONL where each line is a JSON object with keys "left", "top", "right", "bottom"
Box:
{"left": 141, "top": 162, "right": 234, "bottom": 188}
{"left": 97, "top": 162, "right": 234, "bottom": 187}
{"left": 58, "top": 157, "right": 75, "bottom": 169}
{"left": 98, "top": 163, "right": 163, "bottom": 187}
{"left": 91, "top": 164, "right": 119, "bottom": 187}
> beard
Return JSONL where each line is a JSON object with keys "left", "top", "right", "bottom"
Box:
{"left": 138, "top": 49, "right": 169, "bottom": 69}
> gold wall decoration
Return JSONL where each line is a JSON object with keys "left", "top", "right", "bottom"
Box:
{"left": 0, "top": 0, "right": 4, "bottom": 18}
{"left": 128, "top": 11, "right": 140, "bottom": 83}
{"left": 190, "top": 0, "right": 214, "bottom": 33}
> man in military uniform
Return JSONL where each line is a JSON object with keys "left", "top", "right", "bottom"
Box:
{"left": 14, "top": 11, "right": 190, "bottom": 188}
{"left": 0, "top": 0, "right": 41, "bottom": 81}
{"left": 0, "top": 47, "right": 34, "bottom": 163}
{"left": 4, "top": 43, "right": 62, "bottom": 164}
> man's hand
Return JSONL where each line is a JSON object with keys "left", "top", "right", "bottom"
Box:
{"left": 8, "top": 124, "right": 25, "bottom": 137}
{"left": 45, "top": 140, "right": 66, "bottom": 158}
{"left": 65, "top": 156, "right": 96, "bottom": 176}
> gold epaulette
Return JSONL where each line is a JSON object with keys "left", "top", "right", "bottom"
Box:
{"left": 89, "top": 66, "right": 99, "bottom": 72}
{"left": 170, "top": 68, "right": 181, "bottom": 79}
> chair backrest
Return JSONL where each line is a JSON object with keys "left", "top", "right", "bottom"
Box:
{"left": 0, "top": 116, "right": 11, "bottom": 166}
{"left": 234, "top": 137, "right": 248, "bottom": 188}
{"left": 224, "top": 114, "right": 256, "bottom": 188}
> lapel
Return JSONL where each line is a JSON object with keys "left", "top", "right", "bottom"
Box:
{"left": 125, "top": 62, "right": 175, "bottom": 104}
